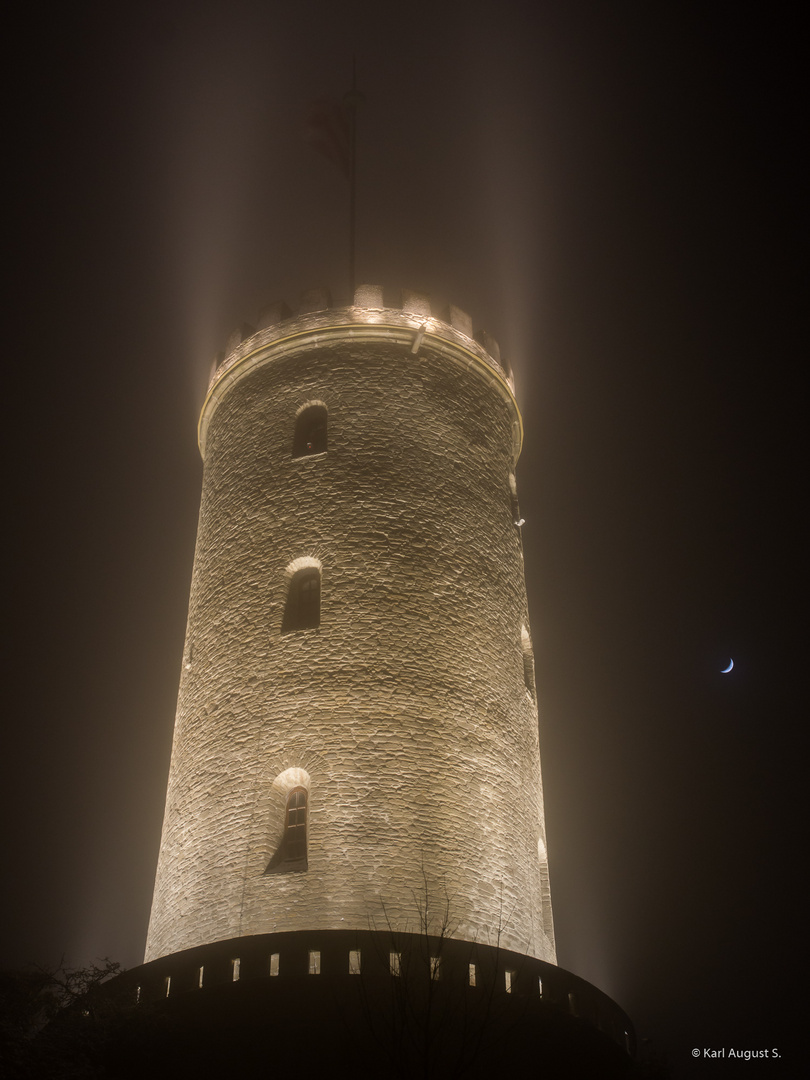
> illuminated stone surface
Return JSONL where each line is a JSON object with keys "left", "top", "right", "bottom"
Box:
{"left": 145, "top": 291, "right": 555, "bottom": 964}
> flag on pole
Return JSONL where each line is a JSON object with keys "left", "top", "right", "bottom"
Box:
{"left": 303, "top": 64, "right": 363, "bottom": 296}
{"left": 303, "top": 98, "right": 351, "bottom": 179}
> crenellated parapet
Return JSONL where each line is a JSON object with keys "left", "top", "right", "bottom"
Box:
{"left": 207, "top": 285, "right": 513, "bottom": 400}
{"left": 200, "top": 286, "right": 519, "bottom": 460}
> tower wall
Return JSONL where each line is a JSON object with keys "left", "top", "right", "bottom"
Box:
{"left": 145, "top": 296, "right": 555, "bottom": 963}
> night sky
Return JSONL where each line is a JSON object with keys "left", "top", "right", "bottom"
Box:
{"left": 4, "top": 3, "right": 803, "bottom": 1077}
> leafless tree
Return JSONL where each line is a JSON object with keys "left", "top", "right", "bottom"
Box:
{"left": 0, "top": 958, "right": 124, "bottom": 1079}
{"left": 341, "top": 868, "right": 521, "bottom": 1079}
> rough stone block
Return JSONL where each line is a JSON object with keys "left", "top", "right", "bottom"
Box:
{"left": 474, "top": 328, "right": 501, "bottom": 365}
{"left": 258, "top": 301, "right": 292, "bottom": 329}
{"left": 401, "top": 289, "right": 432, "bottom": 319}
{"left": 225, "top": 323, "right": 256, "bottom": 355}
{"left": 298, "top": 288, "right": 331, "bottom": 314}
{"left": 441, "top": 304, "right": 473, "bottom": 338}
{"left": 354, "top": 283, "right": 384, "bottom": 308}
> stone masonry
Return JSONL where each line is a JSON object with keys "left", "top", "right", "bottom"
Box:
{"left": 145, "top": 288, "right": 556, "bottom": 964}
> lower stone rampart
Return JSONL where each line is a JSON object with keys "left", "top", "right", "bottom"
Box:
{"left": 124, "top": 929, "right": 634, "bottom": 1056}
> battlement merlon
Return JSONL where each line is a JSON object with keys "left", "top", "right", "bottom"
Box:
{"left": 199, "top": 286, "right": 522, "bottom": 460}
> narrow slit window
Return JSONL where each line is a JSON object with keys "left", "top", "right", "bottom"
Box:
{"left": 283, "top": 568, "right": 321, "bottom": 632}
{"left": 269, "top": 953, "right": 279, "bottom": 977}
{"left": 349, "top": 950, "right": 361, "bottom": 975}
{"left": 390, "top": 952, "right": 401, "bottom": 977}
{"left": 430, "top": 957, "right": 441, "bottom": 981}
{"left": 505, "top": 969, "right": 515, "bottom": 994}
{"left": 469, "top": 963, "right": 477, "bottom": 987}
{"left": 521, "top": 627, "right": 536, "bottom": 699}
{"left": 538, "top": 977, "right": 544, "bottom": 998}
{"left": 232, "top": 958, "right": 241, "bottom": 982}
{"left": 164, "top": 976, "right": 171, "bottom": 998}
{"left": 509, "top": 472, "right": 523, "bottom": 526}
{"left": 309, "top": 950, "right": 321, "bottom": 975}
{"left": 293, "top": 405, "right": 327, "bottom": 458}
{"left": 197, "top": 965, "right": 204, "bottom": 989}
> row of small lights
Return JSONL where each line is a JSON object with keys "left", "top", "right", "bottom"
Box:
{"left": 134, "top": 953, "right": 629, "bottom": 1051}
{"left": 142, "top": 950, "right": 558, "bottom": 1002}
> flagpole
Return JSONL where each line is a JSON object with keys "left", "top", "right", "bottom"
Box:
{"left": 344, "top": 59, "right": 362, "bottom": 300}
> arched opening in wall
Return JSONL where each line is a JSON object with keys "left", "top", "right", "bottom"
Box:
{"left": 283, "top": 567, "right": 321, "bottom": 632}
{"left": 292, "top": 403, "right": 327, "bottom": 458}
{"left": 521, "top": 626, "right": 537, "bottom": 699}
{"left": 266, "top": 786, "right": 308, "bottom": 873}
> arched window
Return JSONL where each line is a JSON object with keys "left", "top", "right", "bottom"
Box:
{"left": 283, "top": 567, "right": 320, "bottom": 632}
{"left": 293, "top": 404, "right": 327, "bottom": 458}
{"left": 282, "top": 786, "right": 308, "bottom": 868}
{"left": 265, "top": 773, "right": 310, "bottom": 875}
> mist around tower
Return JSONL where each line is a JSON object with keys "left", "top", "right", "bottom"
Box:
{"left": 3, "top": 3, "right": 803, "bottom": 1078}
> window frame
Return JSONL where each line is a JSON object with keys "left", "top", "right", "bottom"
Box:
{"left": 266, "top": 785, "right": 309, "bottom": 873}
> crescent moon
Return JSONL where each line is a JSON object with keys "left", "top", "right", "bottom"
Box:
{"left": 721, "top": 659, "right": 734, "bottom": 673}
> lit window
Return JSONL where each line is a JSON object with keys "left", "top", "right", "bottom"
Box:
{"left": 309, "top": 950, "right": 321, "bottom": 975}
{"left": 232, "top": 958, "right": 241, "bottom": 982}
{"left": 349, "top": 950, "right": 361, "bottom": 975}
{"left": 266, "top": 786, "right": 309, "bottom": 873}
{"left": 521, "top": 626, "right": 536, "bottom": 699}
{"left": 284, "top": 787, "right": 308, "bottom": 861}
{"left": 469, "top": 963, "right": 477, "bottom": 987}
{"left": 509, "top": 472, "right": 521, "bottom": 525}
{"left": 283, "top": 568, "right": 321, "bottom": 632}
{"left": 390, "top": 952, "right": 401, "bottom": 977}
{"left": 505, "top": 969, "right": 515, "bottom": 993}
{"left": 293, "top": 405, "right": 327, "bottom": 458}
{"left": 269, "top": 953, "right": 279, "bottom": 977}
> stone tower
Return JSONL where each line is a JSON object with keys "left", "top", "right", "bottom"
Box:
{"left": 130, "top": 286, "right": 634, "bottom": 1077}
{"left": 146, "top": 285, "right": 555, "bottom": 963}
